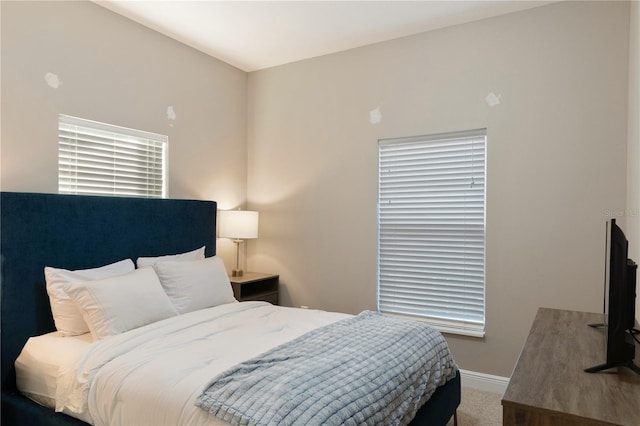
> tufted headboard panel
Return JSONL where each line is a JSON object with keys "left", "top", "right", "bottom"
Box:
{"left": 0, "top": 192, "right": 217, "bottom": 391}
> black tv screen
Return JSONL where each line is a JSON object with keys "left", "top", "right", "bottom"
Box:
{"left": 585, "top": 218, "right": 638, "bottom": 374}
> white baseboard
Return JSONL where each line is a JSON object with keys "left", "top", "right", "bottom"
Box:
{"left": 459, "top": 369, "right": 509, "bottom": 394}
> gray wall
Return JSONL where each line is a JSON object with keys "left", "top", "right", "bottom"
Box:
{"left": 1, "top": 0, "right": 248, "bottom": 266}
{"left": 1, "top": 1, "right": 247, "bottom": 203}
{"left": 628, "top": 1, "right": 640, "bottom": 324}
{"left": 247, "top": 1, "right": 631, "bottom": 376}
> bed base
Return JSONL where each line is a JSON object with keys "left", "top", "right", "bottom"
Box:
{"left": 2, "top": 392, "right": 88, "bottom": 426}
{"left": 410, "top": 369, "right": 461, "bottom": 425}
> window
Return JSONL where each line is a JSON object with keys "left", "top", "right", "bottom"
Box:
{"left": 58, "top": 114, "right": 168, "bottom": 198}
{"left": 377, "top": 129, "right": 486, "bottom": 337}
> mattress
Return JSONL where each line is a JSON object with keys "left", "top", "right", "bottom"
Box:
{"left": 15, "top": 331, "right": 93, "bottom": 408}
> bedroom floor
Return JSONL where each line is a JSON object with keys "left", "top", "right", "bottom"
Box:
{"left": 446, "top": 387, "right": 503, "bottom": 425}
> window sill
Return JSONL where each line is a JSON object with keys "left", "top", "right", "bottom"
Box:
{"left": 381, "top": 312, "right": 485, "bottom": 338}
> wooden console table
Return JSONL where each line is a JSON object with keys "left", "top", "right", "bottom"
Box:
{"left": 502, "top": 308, "right": 640, "bottom": 425}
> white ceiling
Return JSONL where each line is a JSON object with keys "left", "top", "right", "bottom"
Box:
{"left": 95, "top": 1, "right": 554, "bottom": 72}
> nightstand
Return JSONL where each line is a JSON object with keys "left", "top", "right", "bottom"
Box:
{"left": 229, "top": 272, "right": 279, "bottom": 305}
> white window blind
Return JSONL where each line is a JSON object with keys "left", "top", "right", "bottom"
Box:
{"left": 58, "top": 115, "right": 168, "bottom": 198}
{"left": 377, "top": 129, "right": 486, "bottom": 337}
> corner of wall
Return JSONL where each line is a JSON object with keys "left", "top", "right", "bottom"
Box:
{"left": 628, "top": 1, "right": 640, "bottom": 324}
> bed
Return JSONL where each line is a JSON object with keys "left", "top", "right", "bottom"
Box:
{"left": 0, "top": 191, "right": 461, "bottom": 426}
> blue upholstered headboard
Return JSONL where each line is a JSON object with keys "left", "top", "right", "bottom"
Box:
{"left": 0, "top": 192, "right": 217, "bottom": 391}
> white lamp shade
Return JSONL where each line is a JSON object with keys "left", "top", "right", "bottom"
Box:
{"left": 219, "top": 210, "right": 259, "bottom": 239}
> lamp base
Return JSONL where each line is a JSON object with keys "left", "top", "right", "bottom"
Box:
{"left": 232, "top": 269, "right": 244, "bottom": 277}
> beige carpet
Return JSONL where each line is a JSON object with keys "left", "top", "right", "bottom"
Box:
{"left": 446, "top": 386, "right": 503, "bottom": 426}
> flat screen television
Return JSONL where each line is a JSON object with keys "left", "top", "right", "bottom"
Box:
{"left": 585, "top": 218, "right": 639, "bottom": 374}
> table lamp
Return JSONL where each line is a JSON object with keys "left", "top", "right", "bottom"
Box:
{"left": 219, "top": 210, "right": 259, "bottom": 277}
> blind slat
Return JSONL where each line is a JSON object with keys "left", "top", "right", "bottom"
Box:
{"left": 378, "top": 130, "right": 486, "bottom": 335}
{"left": 58, "top": 115, "right": 168, "bottom": 198}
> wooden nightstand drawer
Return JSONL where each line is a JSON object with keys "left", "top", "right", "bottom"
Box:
{"left": 229, "top": 272, "right": 279, "bottom": 305}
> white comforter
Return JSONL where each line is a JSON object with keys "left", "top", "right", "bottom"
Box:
{"left": 56, "top": 301, "right": 350, "bottom": 426}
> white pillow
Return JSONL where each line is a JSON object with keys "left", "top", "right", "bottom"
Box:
{"left": 153, "top": 256, "right": 235, "bottom": 314}
{"left": 136, "top": 246, "right": 205, "bottom": 268}
{"left": 44, "top": 259, "right": 135, "bottom": 336}
{"left": 64, "top": 267, "right": 178, "bottom": 340}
